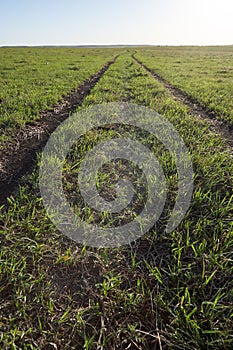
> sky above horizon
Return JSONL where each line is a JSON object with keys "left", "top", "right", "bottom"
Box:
{"left": 1, "top": 0, "right": 233, "bottom": 46}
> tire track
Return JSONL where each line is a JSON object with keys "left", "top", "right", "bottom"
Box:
{"left": 132, "top": 54, "right": 233, "bottom": 149}
{"left": 0, "top": 56, "right": 119, "bottom": 204}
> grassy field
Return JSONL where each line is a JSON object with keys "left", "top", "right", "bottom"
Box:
{"left": 135, "top": 46, "right": 233, "bottom": 126}
{"left": 0, "top": 47, "right": 233, "bottom": 349}
{"left": 0, "top": 47, "right": 118, "bottom": 137}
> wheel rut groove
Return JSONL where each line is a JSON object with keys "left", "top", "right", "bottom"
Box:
{"left": 0, "top": 56, "right": 119, "bottom": 204}
{"left": 133, "top": 54, "right": 233, "bottom": 149}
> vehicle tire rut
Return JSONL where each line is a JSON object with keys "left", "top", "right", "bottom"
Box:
{"left": 0, "top": 56, "right": 119, "bottom": 204}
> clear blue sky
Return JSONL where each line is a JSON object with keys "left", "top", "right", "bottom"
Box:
{"left": 1, "top": 0, "right": 233, "bottom": 46}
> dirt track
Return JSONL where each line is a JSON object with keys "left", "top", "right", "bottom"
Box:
{"left": 133, "top": 54, "right": 233, "bottom": 149}
{"left": 0, "top": 56, "right": 118, "bottom": 204}
{"left": 1, "top": 53, "right": 232, "bottom": 205}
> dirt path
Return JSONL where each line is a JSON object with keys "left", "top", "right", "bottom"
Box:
{"left": 133, "top": 54, "right": 233, "bottom": 149}
{"left": 0, "top": 56, "right": 119, "bottom": 204}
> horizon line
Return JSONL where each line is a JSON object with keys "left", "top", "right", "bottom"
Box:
{"left": 1, "top": 43, "right": 233, "bottom": 48}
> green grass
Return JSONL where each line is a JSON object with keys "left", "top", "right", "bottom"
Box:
{"left": 0, "top": 47, "right": 118, "bottom": 135}
{"left": 0, "top": 51, "right": 233, "bottom": 349}
{"left": 134, "top": 46, "right": 233, "bottom": 126}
